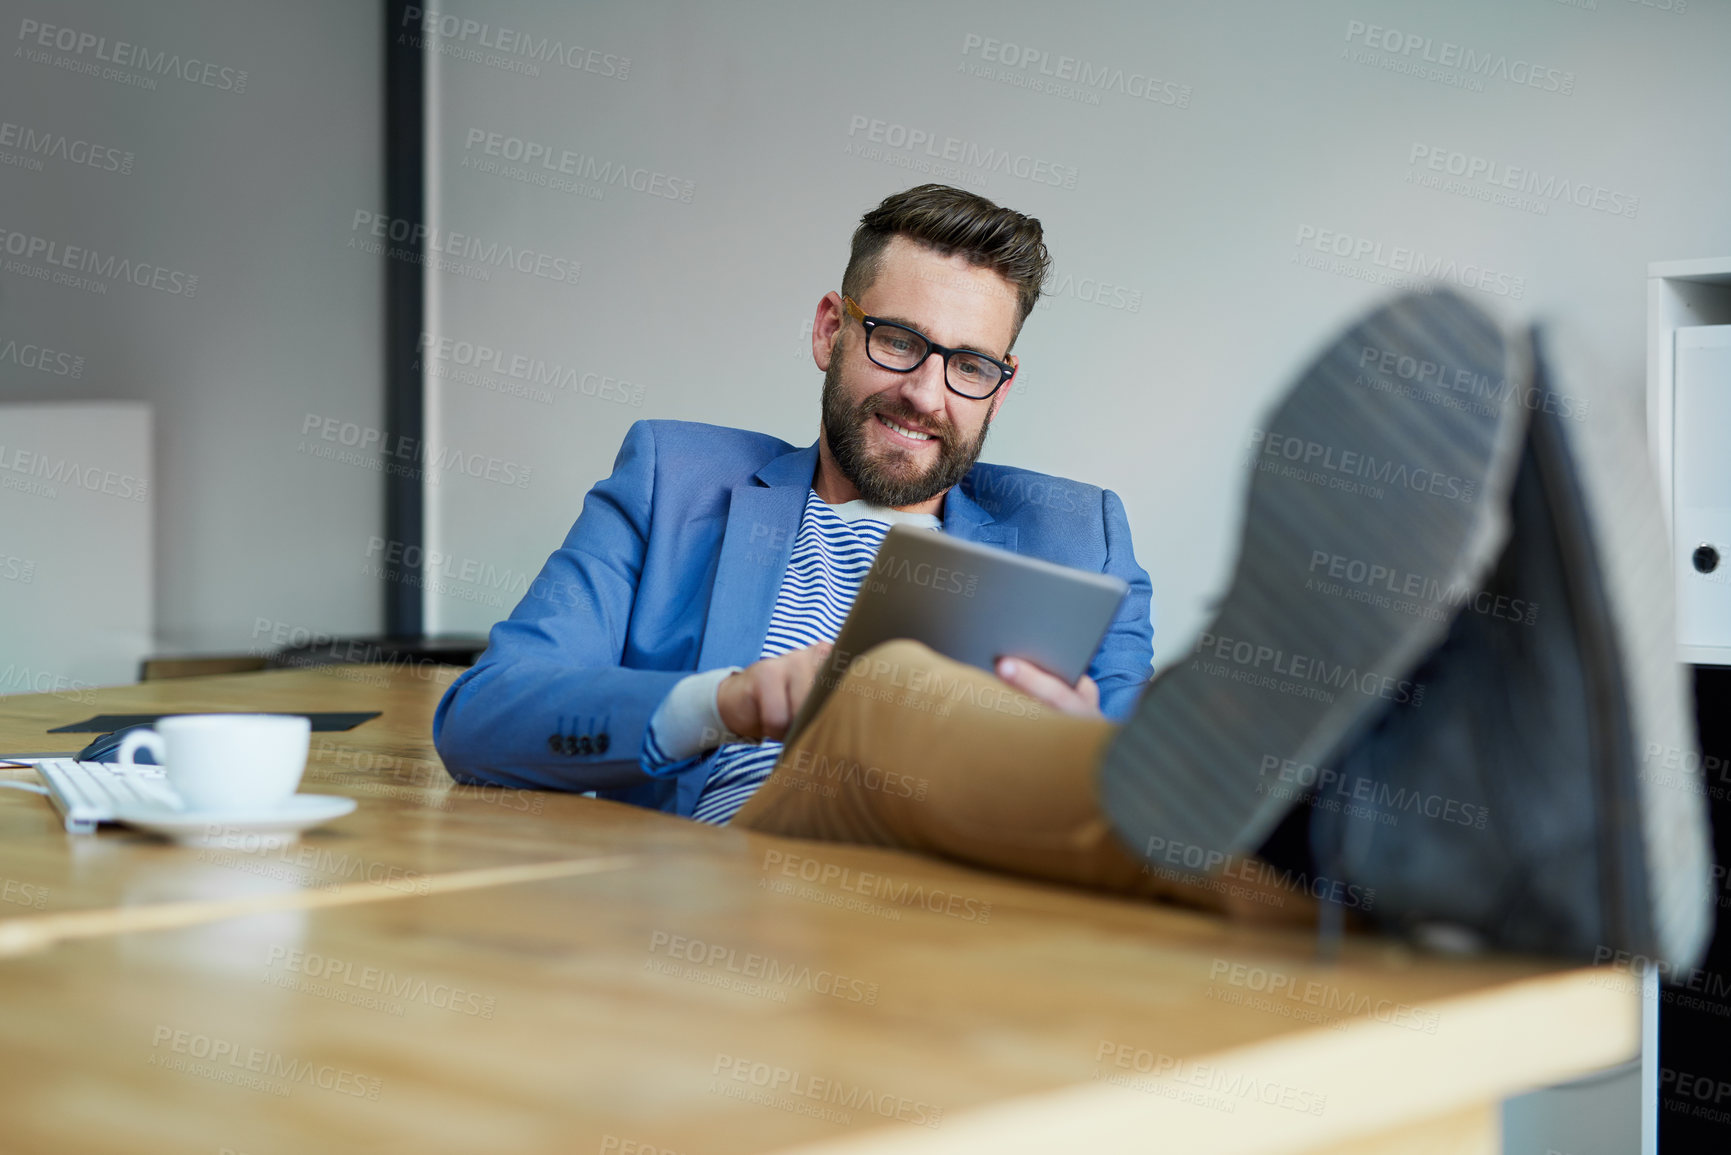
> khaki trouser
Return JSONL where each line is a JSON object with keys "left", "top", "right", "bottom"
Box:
{"left": 732, "top": 641, "right": 1317, "bottom": 926}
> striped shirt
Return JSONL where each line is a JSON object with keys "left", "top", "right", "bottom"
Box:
{"left": 669, "top": 489, "right": 935, "bottom": 823}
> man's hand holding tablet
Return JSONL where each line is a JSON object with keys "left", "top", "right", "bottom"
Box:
{"left": 994, "top": 658, "right": 1102, "bottom": 718}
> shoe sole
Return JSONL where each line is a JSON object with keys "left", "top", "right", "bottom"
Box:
{"left": 1099, "top": 291, "right": 1532, "bottom": 870}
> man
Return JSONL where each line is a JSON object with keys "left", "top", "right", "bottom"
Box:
{"left": 434, "top": 184, "right": 1153, "bottom": 822}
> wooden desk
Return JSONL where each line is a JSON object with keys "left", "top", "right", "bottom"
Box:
{"left": 0, "top": 666, "right": 697, "bottom": 934}
{"left": 0, "top": 668, "right": 1638, "bottom": 1154}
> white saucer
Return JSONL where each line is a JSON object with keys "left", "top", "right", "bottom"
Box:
{"left": 111, "top": 794, "right": 358, "bottom": 846}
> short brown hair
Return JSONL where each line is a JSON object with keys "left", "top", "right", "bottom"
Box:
{"left": 840, "top": 184, "right": 1051, "bottom": 346}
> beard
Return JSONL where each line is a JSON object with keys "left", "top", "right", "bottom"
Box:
{"left": 820, "top": 356, "right": 995, "bottom": 509}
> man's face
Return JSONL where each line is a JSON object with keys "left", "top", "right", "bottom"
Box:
{"left": 817, "top": 236, "right": 1020, "bottom": 510}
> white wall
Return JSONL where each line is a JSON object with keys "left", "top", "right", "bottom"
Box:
{"left": 421, "top": 0, "right": 1731, "bottom": 671}
{"left": 3, "top": 6, "right": 1721, "bottom": 672}
{"left": 0, "top": 0, "right": 383, "bottom": 679}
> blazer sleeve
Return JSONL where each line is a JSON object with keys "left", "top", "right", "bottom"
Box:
{"left": 433, "top": 421, "right": 689, "bottom": 793}
{"left": 1090, "top": 487, "right": 1156, "bottom": 723}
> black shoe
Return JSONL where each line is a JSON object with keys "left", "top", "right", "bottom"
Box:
{"left": 1100, "top": 290, "right": 1530, "bottom": 892}
{"left": 1310, "top": 333, "right": 1712, "bottom": 968}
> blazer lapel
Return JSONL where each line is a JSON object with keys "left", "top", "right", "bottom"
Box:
{"left": 696, "top": 444, "right": 817, "bottom": 669}
{"left": 944, "top": 474, "right": 1017, "bottom": 552}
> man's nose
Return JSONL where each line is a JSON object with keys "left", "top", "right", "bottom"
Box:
{"left": 895, "top": 352, "right": 948, "bottom": 413}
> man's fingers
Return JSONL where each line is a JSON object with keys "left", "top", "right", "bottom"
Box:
{"left": 995, "top": 657, "right": 1102, "bottom": 719}
{"left": 803, "top": 642, "right": 834, "bottom": 678}
{"left": 1076, "top": 673, "right": 1101, "bottom": 710}
{"left": 769, "top": 649, "right": 824, "bottom": 743}
{"left": 721, "top": 644, "right": 841, "bottom": 743}
{"left": 759, "top": 661, "right": 802, "bottom": 742}
{"left": 717, "top": 671, "right": 762, "bottom": 741}
{"left": 996, "top": 656, "right": 1068, "bottom": 698}
{"left": 761, "top": 644, "right": 833, "bottom": 740}
{"left": 796, "top": 647, "right": 827, "bottom": 687}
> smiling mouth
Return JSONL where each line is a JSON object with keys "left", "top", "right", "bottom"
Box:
{"left": 874, "top": 413, "right": 938, "bottom": 445}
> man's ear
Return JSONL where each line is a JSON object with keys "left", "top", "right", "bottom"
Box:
{"left": 813, "top": 292, "right": 845, "bottom": 371}
{"left": 987, "top": 353, "right": 1018, "bottom": 420}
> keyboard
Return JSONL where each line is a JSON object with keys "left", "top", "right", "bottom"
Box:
{"left": 35, "top": 759, "right": 183, "bottom": 834}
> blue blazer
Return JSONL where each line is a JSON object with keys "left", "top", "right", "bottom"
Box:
{"left": 433, "top": 420, "right": 1155, "bottom": 816}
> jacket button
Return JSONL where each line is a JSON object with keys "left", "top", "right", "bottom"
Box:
{"left": 596, "top": 733, "right": 610, "bottom": 754}
{"left": 577, "top": 735, "right": 594, "bottom": 756}
{"left": 563, "top": 735, "right": 578, "bottom": 756}
{"left": 547, "top": 734, "right": 562, "bottom": 754}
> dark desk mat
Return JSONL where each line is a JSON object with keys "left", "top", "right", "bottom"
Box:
{"left": 48, "top": 712, "right": 381, "bottom": 734}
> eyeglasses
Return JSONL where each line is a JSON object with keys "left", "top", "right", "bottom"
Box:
{"left": 841, "top": 296, "right": 1015, "bottom": 400}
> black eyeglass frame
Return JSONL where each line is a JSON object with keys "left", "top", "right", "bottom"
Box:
{"left": 840, "top": 296, "right": 1016, "bottom": 400}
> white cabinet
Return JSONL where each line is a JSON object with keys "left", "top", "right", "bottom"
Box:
{"left": 1648, "top": 259, "right": 1731, "bottom": 665}
{"left": 0, "top": 403, "right": 153, "bottom": 695}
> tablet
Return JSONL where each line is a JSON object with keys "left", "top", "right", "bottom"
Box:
{"left": 786, "top": 523, "right": 1129, "bottom": 742}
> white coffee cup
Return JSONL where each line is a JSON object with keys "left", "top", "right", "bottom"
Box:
{"left": 118, "top": 714, "right": 311, "bottom": 811}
